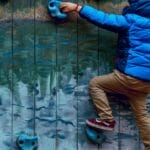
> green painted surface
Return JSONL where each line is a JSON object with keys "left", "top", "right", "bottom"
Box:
{"left": 0, "top": 0, "right": 148, "bottom": 149}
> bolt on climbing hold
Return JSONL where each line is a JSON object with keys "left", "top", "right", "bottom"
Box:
{"left": 17, "top": 134, "right": 38, "bottom": 150}
{"left": 48, "top": 0, "right": 68, "bottom": 20}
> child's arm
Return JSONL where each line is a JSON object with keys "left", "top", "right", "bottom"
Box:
{"left": 79, "top": 5, "right": 130, "bottom": 32}
{"left": 60, "top": 3, "right": 130, "bottom": 32}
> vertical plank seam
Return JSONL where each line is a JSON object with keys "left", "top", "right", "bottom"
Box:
{"left": 55, "top": 23, "right": 58, "bottom": 150}
{"left": 76, "top": 1, "right": 79, "bottom": 149}
{"left": 11, "top": 0, "right": 14, "bottom": 149}
{"left": 33, "top": 0, "right": 36, "bottom": 135}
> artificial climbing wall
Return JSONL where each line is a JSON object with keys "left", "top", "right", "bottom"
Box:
{"left": 0, "top": 0, "right": 149, "bottom": 149}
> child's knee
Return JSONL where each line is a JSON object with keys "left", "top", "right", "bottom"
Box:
{"left": 89, "top": 77, "right": 100, "bottom": 88}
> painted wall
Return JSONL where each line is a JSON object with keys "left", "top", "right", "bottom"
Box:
{"left": 0, "top": 0, "right": 149, "bottom": 149}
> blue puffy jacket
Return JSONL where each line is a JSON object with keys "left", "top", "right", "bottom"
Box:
{"left": 79, "top": 0, "right": 150, "bottom": 81}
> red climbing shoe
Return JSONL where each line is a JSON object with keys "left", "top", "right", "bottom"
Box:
{"left": 86, "top": 118, "right": 116, "bottom": 131}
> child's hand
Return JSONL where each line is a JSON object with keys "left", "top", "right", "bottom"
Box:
{"left": 60, "top": 2, "right": 82, "bottom": 13}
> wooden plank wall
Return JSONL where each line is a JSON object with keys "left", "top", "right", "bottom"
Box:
{"left": 0, "top": 0, "right": 149, "bottom": 149}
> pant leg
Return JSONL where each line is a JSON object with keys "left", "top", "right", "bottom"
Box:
{"left": 118, "top": 71, "right": 150, "bottom": 149}
{"left": 89, "top": 69, "right": 150, "bottom": 148}
{"left": 89, "top": 70, "right": 129, "bottom": 120}
{"left": 127, "top": 94, "right": 150, "bottom": 150}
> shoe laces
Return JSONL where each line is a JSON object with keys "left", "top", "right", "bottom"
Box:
{"left": 96, "top": 118, "right": 111, "bottom": 126}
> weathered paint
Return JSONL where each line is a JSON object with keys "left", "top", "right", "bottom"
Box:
{"left": 0, "top": 1, "right": 12, "bottom": 149}
{"left": 0, "top": 0, "right": 149, "bottom": 150}
{"left": 12, "top": 0, "right": 35, "bottom": 149}
{"left": 34, "top": 10, "right": 57, "bottom": 149}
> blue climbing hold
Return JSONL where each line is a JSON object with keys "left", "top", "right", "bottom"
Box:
{"left": 48, "top": 0, "right": 68, "bottom": 20}
{"left": 17, "top": 134, "right": 38, "bottom": 150}
{"left": 86, "top": 127, "right": 106, "bottom": 144}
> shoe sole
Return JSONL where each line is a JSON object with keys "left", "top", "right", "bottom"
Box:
{"left": 86, "top": 120, "right": 114, "bottom": 131}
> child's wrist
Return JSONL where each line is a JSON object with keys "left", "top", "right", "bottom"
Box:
{"left": 75, "top": 4, "right": 82, "bottom": 12}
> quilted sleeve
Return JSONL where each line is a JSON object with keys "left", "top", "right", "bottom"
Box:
{"left": 79, "top": 5, "right": 130, "bottom": 32}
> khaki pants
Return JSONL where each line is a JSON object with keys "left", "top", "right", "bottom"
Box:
{"left": 89, "top": 69, "right": 150, "bottom": 149}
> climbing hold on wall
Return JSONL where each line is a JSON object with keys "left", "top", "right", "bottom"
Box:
{"left": 86, "top": 126, "right": 106, "bottom": 144}
{"left": 17, "top": 134, "right": 38, "bottom": 150}
{"left": 48, "top": 0, "right": 68, "bottom": 20}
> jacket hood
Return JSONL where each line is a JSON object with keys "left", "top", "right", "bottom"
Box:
{"left": 122, "top": 0, "right": 150, "bottom": 18}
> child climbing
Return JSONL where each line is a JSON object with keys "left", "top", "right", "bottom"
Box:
{"left": 60, "top": 0, "right": 150, "bottom": 149}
